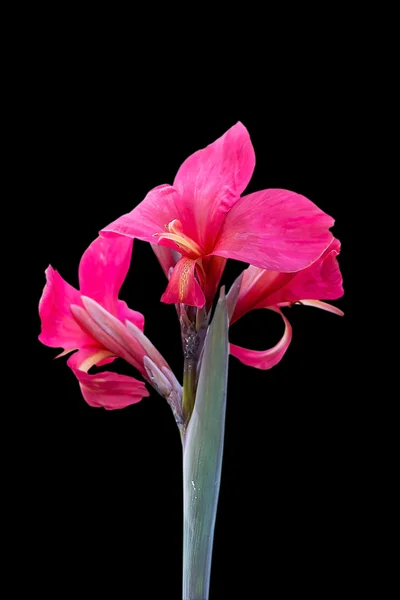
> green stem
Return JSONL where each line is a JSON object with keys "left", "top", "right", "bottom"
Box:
{"left": 182, "top": 357, "right": 197, "bottom": 425}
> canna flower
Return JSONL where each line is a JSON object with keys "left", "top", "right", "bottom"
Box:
{"left": 227, "top": 238, "right": 344, "bottom": 369}
{"left": 102, "top": 122, "right": 334, "bottom": 309}
{"left": 39, "top": 236, "right": 181, "bottom": 413}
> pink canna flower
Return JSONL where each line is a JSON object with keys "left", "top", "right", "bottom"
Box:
{"left": 101, "top": 122, "right": 335, "bottom": 309}
{"left": 227, "top": 238, "right": 344, "bottom": 370}
{"left": 39, "top": 235, "right": 181, "bottom": 414}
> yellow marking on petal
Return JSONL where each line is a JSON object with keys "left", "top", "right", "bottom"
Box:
{"left": 54, "top": 348, "right": 77, "bottom": 359}
{"left": 298, "top": 299, "right": 344, "bottom": 316}
{"left": 81, "top": 379, "right": 106, "bottom": 393}
{"left": 179, "top": 259, "right": 193, "bottom": 302}
{"left": 79, "top": 350, "right": 114, "bottom": 372}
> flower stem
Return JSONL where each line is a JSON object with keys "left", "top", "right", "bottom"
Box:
{"left": 182, "top": 357, "right": 197, "bottom": 425}
{"left": 180, "top": 304, "right": 208, "bottom": 427}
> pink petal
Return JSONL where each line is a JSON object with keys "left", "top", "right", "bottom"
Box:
{"left": 160, "top": 257, "right": 205, "bottom": 307}
{"left": 213, "top": 188, "right": 334, "bottom": 272}
{"left": 38, "top": 266, "right": 94, "bottom": 350}
{"left": 78, "top": 235, "right": 133, "bottom": 315}
{"left": 68, "top": 350, "right": 149, "bottom": 410}
{"left": 261, "top": 238, "right": 344, "bottom": 307}
{"left": 101, "top": 184, "right": 183, "bottom": 243}
{"left": 173, "top": 122, "right": 255, "bottom": 249}
{"left": 117, "top": 300, "right": 145, "bottom": 331}
{"left": 230, "top": 308, "right": 292, "bottom": 370}
{"left": 229, "top": 239, "right": 344, "bottom": 323}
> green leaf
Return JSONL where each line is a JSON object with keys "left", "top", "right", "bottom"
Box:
{"left": 182, "top": 289, "right": 229, "bottom": 600}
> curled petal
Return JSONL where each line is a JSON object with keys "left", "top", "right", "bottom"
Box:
{"left": 161, "top": 257, "right": 205, "bottom": 307}
{"left": 230, "top": 308, "right": 292, "bottom": 370}
{"left": 294, "top": 299, "right": 344, "bottom": 316}
{"left": 78, "top": 235, "right": 133, "bottom": 315}
{"left": 38, "top": 266, "right": 93, "bottom": 351}
{"left": 213, "top": 189, "right": 334, "bottom": 272}
{"left": 229, "top": 238, "right": 344, "bottom": 323}
{"left": 262, "top": 238, "right": 343, "bottom": 307}
{"left": 68, "top": 350, "right": 148, "bottom": 410}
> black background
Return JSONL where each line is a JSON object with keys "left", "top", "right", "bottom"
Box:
{"left": 20, "top": 41, "right": 361, "bottom": 599}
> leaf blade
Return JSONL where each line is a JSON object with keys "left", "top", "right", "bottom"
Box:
{"left": 182, "top": 289, "right": 229, "bottom": 600}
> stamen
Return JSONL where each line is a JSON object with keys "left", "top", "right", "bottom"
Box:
{"left": 154, "top": 219, "right": 204, "bottom": 258}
